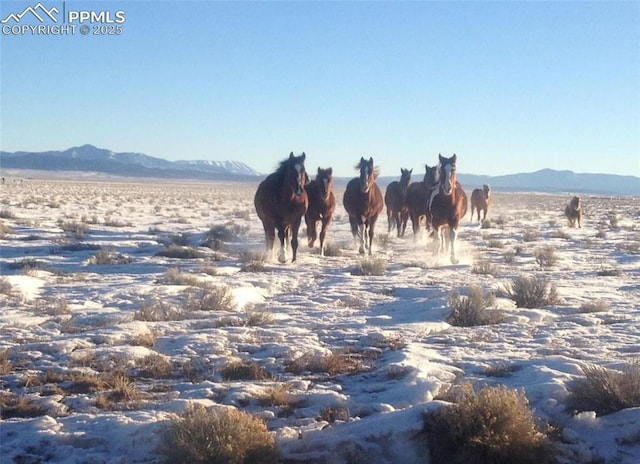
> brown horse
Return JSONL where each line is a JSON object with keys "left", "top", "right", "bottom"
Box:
{"left": 254, "top": 152, "right": 308, "bottom": 263}
{"left": 470, "top": 184, "right": 491, "bottom": 223}
{"left": 343, "top": 157, "right": 384, "bottom": 255}
{"left": 406, "top": 163, "right": 440, "bottom": 238}
{"left": 565, "top": 196, "right": 582, "bottom": 228}
{"left": 304, "top": 167, "right": 336, "bottom": 256}
{"left": 384, "top": 168, "right": 412, "bottom": 237}
{"left": 429, "top": 154, "right": 468, "bottom": 264}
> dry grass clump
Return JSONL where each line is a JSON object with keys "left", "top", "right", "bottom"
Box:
{"left": 219, "top": 360, "right": 273, "bottom": 381}
{"left": 158, "top": 403, "right": 281, "bottom": 464}
{"left": 566, "top": 362, "right": 640, "bottom": 416}
{"left": 352, "top": 257, "right": 387, "bottom": 276}
{"left": 162, "top": 267, "right": 202, "bottom": 286}
{"left": 285, "top": 350, "right": 367, "bottom": 376}
{"left": 471, "top": 259, "right": 499, "bottom": 276}
{"left": 244, "top": 307, "right": 275, "bottom": 326}
{"left": 534, "top": 245, "right": 558, "bottom": 268}
{"left": 0, "top": 349, "right": 12, "bottom": 375}
{"left": 240, "top": 252, "right": 267, "bottom": 272}
{"left": 184, "top": 284, "right": 236, "bottom": 312}
{"left": 504, "top": 276, "right": 559, "bottom": 309}
{"left": 521, "top": 228, "right": 542, "bottom": 242}
{"left": 58, "top": 219, "right": 89, "bottom": 239}
{"left": 323, "top": 242, "right": 343, "bottom": 257}
{"left": 135, "top": 300, "right": 183, "bottom": 322}
{"left": 88, "top": 249, "right": 133, "bottom": 265}
{"left": 447, "top": 286, "right": 504, "bottom": 327}
{"left": 596, "top": 267, "right": 623, "bottom": 277}
{"left": 0, "top": 208, "right": 17, "bottom": 219}
{"left": 257, "top": 384, "right": 296, "bottom": 408}
{"left": 319, "top": 406, "right": 350, "bottom": 423}
{"left": 94, "top": 372, "right": 147, "bottom": 409}
{"left": 202, "top": 223, "right": 247, "bottom": 250}
{"left": 0, "top": 221, "right": 15, "bottom": 238}
{"left": 422, "top": 383, "right": 555, "bottom": 464}
{"left": 578, "top": 299, "right": 610, "bottom": 313}
{"left": 137, "top": 354, "right": 174, "bottom": 378}
{"left": 0, "top": 393, "right": 47, "bottom": 419}
{"left": 155, "top": 245, "right": 205, "bottom": 259}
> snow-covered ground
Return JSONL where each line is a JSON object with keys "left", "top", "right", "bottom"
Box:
{"left": 1, "top": 178, "right": 639, "bottom": 463}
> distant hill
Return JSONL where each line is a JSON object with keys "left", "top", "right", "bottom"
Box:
{"left": 1, "top": 145, "right": 638, "bottom": 195}
{"left": 0, "top": 145, "right": 260, "bottom": 180}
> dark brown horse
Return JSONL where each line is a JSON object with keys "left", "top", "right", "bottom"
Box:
{"left": 304, "top": 167, "right": 336, "bottom": 256}
{"left": 564, "top": 196, "right": 582, "bottom": 228}
{"left": 343, "top": 157, "right": 384, "bottom": 255}
{"left": 384, "top": 168, "right": 412, "bottom": 237}
{"left": 406, "top": 164, "right": 440, "bottom": 238}
{"left": 254, "top": 152, "right": 308, "bottom": 263}
{"left": 429, "top": 154, "right": 467, "bottom": 264}
{"left": 470, "top": 184, "right": 491, "bottom": 223}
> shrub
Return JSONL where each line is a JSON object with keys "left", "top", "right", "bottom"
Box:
{"left": 578, "top": 299, "right": 610, "bottom": 313}
{"left": 89, "top": 249, "right": 133, "bottom": 265}
{"left": 135, "top": 300, "right": 183, "bottom": 322}
{"left": 422, "top": 383, "right": 555, "bottom": 464}
{"left": 534, "top": 245, "right": 557, "bottom": 268}
{"left": 158, "top": 403, "right": 281, "bottom": 464}
{"left": 0, "top": 208, "right": 17, "bottom": 219}
{"left": 566, "top": 362, "right": 640, "bottom": 416}
{"left": 58, "top": 220, "right": 89, "bottom": 239}
{"left": 323, "top": 243, "right": 343, "bottom": 257}
{"left": 0, "top": 349, "right": 11, "bottom": 375}
{"left": 220, "top": 360, "right": 273, "bottom": 381}
{"left": 0, "top": 222, "right": 15, "bottom": 238}
{"left": 352, "top": 257, "right": 386, "bottom": 276}
{"left": 184, "top": 285, "right": 236, "bottom": 312}
{"left": 0, "top": 393, "right": 47, "bottom": 419}
{"left": 596, "top": 267, "right": 622, "bottom": 277}
{"left": 240, "top": 252, "right": 267, "bottom": 272}
{"left": 155, "top": 245, "right": 205, "bottom": 259}
{"left": 504, "top": 276, "right": 559, "bottom": 308}
{"left": 521, "top": 229, "right": 541, "bottom": 242}
{"left": 285, "top": 351, "right": 366, "bottom": 376}
{"left": 162, "top": 267, "right": 202, "bottom": 286}
{"left": 95, "top": 372, "right": 146, "bottom": 409}
{"left": 202, "top": 224, "right": 246, "bottom": 250}
{"left": 447, "top": 286, "right": 504, "bottom": 327}
{"left": 319, "top": 406, "right": 350, "bottom": 423}
{"left": 471, "top": 260, "right": 499, "bottom": 276}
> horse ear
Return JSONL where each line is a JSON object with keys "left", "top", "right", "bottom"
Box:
{"left": 317, "top": 167, "right": 322, "bottom": 175}
{"left": 452, "top": 153, "right": 457, "bottom": 163}
{"left": 301, "top": 152, "right": 306, "bottom": 161}
{"left": 438, "top": 154, "right": 444, "bottom": 163}
{"left": 289, "top": 152, "right": 294, "bottom": 159}
{"left": 425, "top": 164, "right": 430, "bottom": 171}
{"left": 368, "top": 157, "right": 374, "bottom": 166}
{"left": 327, "top": 167, "right": 332, "bottom": 175}
{"left": 409, "top": 168, "right": 413, "bottom": 174}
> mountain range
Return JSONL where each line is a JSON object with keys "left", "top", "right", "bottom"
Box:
{"left": 0, "top": 145, "right": 638, "bottom": 195}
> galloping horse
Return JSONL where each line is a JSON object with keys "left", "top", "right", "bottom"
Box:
{"left": 304, "top": 167, "right": 336, "bottom": 256}
{"left": 254, "top": 152, "right": 308, "bottom": 263}
{"left": 343, "top": 157, "right": 384, "bottom": 255}
{"left": 406, "top": 164, "right": 440, "bottom": 238}
{"left": 564, "top": 196, "right": 582, "bottom": 228}
{"left": 429, "top": 154, "right": 467, "bottom": 264}
{"left": 384, "top": 168, "right": 412, "bottom": 237}
{"left": 470, "top": 184, "right": 491, "bottom": 223}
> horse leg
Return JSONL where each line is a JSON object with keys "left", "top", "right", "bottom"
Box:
{"left": 358, "top": 222, "right": 367, "bottom": 255}
{"left": 470, "top": 205, "right": 475, "bottom": 223}
{"left": 319, "top": 216, "right": 331, "bottom": 256}
{"left": 262, "top": 223, "right": 276, "bottom": 262}
{"left": 305, "top": 214, "right": 317, "bottom": 248}
{"left": 482, "top": 208, "right": 487, "bottom": 222}
{"left": 387, "top": 208, "right": 393, "bottom": 234}
{"left": 291, "top": 218, "right": 302, "bottom": 262}
{"left": 368, "top": 215, "right": 379, "bottom": 255}
{"left": 449, "top": 226, "right": 459, "bottom": 264}
{"left": 277, "top": 226, "right": 288, "bottom": 263}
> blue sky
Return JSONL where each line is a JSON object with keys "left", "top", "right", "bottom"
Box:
{"left": 1, "top": 0, "right": 639, "bottom": 177}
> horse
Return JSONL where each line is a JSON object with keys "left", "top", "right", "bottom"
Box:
{"left": 304, "top": 167, "right": 336, "bottom": 256}
{"left": 406, "top": 164, "right": 440, "bottom": 238}
{"left": 470, "top": 184, "right": 491, "bottom": 223}
{"left": 343, "top": 157, "right": 384, "bottom": 255}
{"left": 564, "top": 196, "right": 582, "bottom": 228}
{"left": 429, "top": 154, "right": 468, "bottom": 264}
{"left": 254, "top": 152, "right": 308, "bottom": 263}
{"left": 384, "top": 168, "right": 412, "bottom": 237}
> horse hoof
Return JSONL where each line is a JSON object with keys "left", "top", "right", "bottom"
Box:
{"left": 451, "top": 257, "right": 459, "bottom": 265}
{"left": 359, "top": 246, "right": 365, "bottom": 255}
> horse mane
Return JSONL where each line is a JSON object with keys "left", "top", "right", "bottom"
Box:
{"left": 273, "top": 152, "right": 305, "bottom": 184}
{"left": 355, "top": 158, "right": 380, "bottom": 179}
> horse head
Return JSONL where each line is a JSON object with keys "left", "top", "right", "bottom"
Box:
{"left": 400, "top": 168, "right": 412, "bottom": 190}
{"left": 357, "top": 157, "right": 377, "bottom": 194}
{"left": 286, "top": 151, "right": 307, "bottom": 196}
{"left": 483, "top": 184, "right": 491, "bottom": 199}
{"left": 424, "top": 163, "right": 441, "bottom": 190}
{"left": 438, "top": 153, "right": 457, "bottom": 196}
{"left": 570, "top": 196, "right": 581, "bottom": 211}
{"left": 316, "top": 167, "right": 334, "bottom": 200}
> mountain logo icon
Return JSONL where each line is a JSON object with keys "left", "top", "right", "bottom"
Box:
{"left": 1, "top": 2, "right": 59, "bottom": 24}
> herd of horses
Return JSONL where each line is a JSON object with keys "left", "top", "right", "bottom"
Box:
{"left": 253, "top": 152, "right": 580, "bottom": 265}
{"left": 254, "top": 152, "right": 477, "bottom": 264}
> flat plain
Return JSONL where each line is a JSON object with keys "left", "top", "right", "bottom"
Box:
{"left": 1, "top": 178, "right": 639, "bottom": 463}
